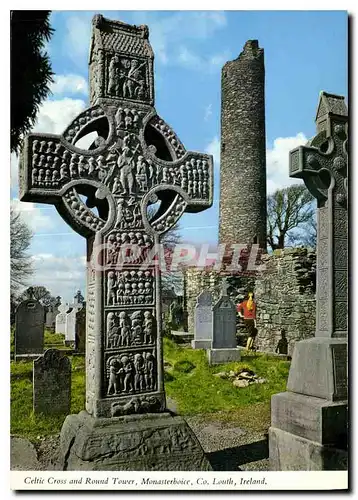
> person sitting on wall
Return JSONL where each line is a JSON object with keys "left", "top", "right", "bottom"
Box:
{"left": 237, "top": 292, "right": 257, "bottom": 349}
{"left": 275, "top": 329, "right": 288, "bottom": 355}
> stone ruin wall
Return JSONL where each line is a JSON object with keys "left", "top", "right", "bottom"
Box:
{"left": 254, "top": 248, "right": 316, "bottom": 356}
{"left": 183, "top": 248, "right": 316, "bottom": 356}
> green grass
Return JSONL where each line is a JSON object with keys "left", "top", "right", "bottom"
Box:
{"left": 10, "top": 339, "right": 290, "bottom": 440}
{"left": 44, "top": 330, "right": 66, "bottom": 345}
{"left": 163, "top": 338, "right": 290, "bottom": 430}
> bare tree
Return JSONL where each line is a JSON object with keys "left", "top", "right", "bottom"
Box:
{"left": 10, "top": 207, "right": 33, "bottom": 295}
{"left": 267, "top": 184, "right": 315, "bottom": 250}
{"left": 287, "top": 214, "right": 317, "bottom": 249}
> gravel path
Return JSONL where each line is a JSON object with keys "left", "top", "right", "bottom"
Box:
{"left": 185, "top": 416, "right": 270, "bottom": 471}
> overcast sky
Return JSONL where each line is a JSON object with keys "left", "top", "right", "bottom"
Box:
{"left": 10, "top": 10, "right": 348, "bottom": 302}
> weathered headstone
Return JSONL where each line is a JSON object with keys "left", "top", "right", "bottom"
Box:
{"left": 55, "top": 301, "right": 70, "bottom": 334}
{"left": 33, "top": 349, "right": 71, "bottom": 415}
{"left": 207, "top": 280, "right": 242, "bottom": 364}
{"left": 15, "top": 288, "right": 44, "bottom": 361}
{"left": 64, "top": 292, "right": 84, "bottom": 345}
{"left": 191, "top": 290, "right": 213, "bottom": 349}
{"left": 75, "top": 305, "right": 86, "bottom": 353}
{"left": 45, "top": 302, "right": 60, "bottom": 331}
{"left": 19, "top": 15, "right": 213, "bottom": 471}
{"left": 269, "top": 92, "right": 348, "bottom": 471}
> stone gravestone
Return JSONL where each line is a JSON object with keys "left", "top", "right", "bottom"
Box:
{"left": 73, "top": 289, "right": 85, "bottom": 307}
{"left": 45, "top": 298, "right": 61, "bottom": 331}
{"left": 64, "top": 306, "right": 83, "bottom": 346}
{"left": 64, "top": 292, "right": 84, "bottom": 345}
{"left": 75, "top": 305, "right": 86, "bottom": 353}
{"left": 207, "top": 280, "right": 242, "bottom": 365}
{"left": 19, "top": 15, "right": 213, "bottom": 471}
{"left": 55, "top": 301, "right": 70, "bottom": 335}
{"left": 15, "top": 288, "right": 44, "bottom": 361}
{"left": 191, "top": 290, "right": 213, "bottom": 349}
{"left": 269, "top": 92, "right": 348, "bottom": 471}
{"left": 33, "top": 349, "right": 71, "bottom": 415}
{"left": 64, "top": 308, "right": 76, "bottom": 345}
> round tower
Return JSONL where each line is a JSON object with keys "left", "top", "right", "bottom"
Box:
{"left": 219, "top": 40, "right": 267, "bottom": 251}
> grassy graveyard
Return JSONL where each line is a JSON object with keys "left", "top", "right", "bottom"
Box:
{"left": 10, "top": 336, "right": 290, "bottom": 442}
{"left": 163, "top": 338, "right": 290, "bottom": 430}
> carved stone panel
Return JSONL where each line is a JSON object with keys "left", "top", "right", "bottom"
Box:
{"left": 105, "top": 349, "right": 157, "bottom": 397}
{"left": 105, "top": 269, "right": 154, "bottom": 307}
{"left": 105, "top": 309, "right": 156, "bottom": 349}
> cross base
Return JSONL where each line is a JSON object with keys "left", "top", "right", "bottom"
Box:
{"left": 269, "top": 426, "right": 348, "bottom": 471}
{"left": 269, "top": 336, "right": 348, "bottom": 471}
{"left": 286, "top": 338, "right": 347, "bottom": 401}
{"left": 59, "top": 410, "right": 212, "bottom": 471}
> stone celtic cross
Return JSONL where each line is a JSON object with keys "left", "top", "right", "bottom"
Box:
{"left": 269, "top": 92, "right": 348, "bottom": 471}
{"left": 19, "top": 15, "right": 213, "bottom": 418}
{"left": 289, "top": 92, "right": 348, "bottom": 339}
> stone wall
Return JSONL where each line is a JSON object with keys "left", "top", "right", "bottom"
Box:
{"left": 183, "top": 248, "right": 316, "bottom": 356}
{"left": 255, "top": 248, "right": 316, "bottom": 356}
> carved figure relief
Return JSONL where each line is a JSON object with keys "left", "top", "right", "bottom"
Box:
{"left": 106, "top": 310, "right": 155, "bottom": 348}
{"left": 106, "top": 350, "right": 156, "bottom": 395}
{"left": 111, "top": 395, "right": 162, "bottom": 417}
{"left": 30, "top": 139, "right": 115, "bottom": 190}
{"left": 178, "top": 158, "right": 210, "bottom": 199}
{"left": 114, "top": 197, "right": 143, "bottom": 230}
{"left": 105, "top": 231, "right": 153, "bottom": 265}
{"left": 106, "top": 269, "right": 154, "bottom": 306}
{"left": 102, "top": 133, "right": 154, "bottom": 198}
{"left": 115, "top": 107, "right": 144, "bottom": 133}
{"left": 107, "top": 56, "right": 148, "bottom": 102}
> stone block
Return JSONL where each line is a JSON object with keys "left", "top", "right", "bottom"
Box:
{"left": 269, "top": 426, "right": 348, "bottom": 471}
{"left": 191, "top": 339, "right": 212, "bottom": 349}
{"left": 287, "top": 338, "right": 347, "bottom": 401}
{"left": 271, "top": 391, "right": 347, "bottom": 446}
{"left": 59, "top": 411, "right": 212, "bottom": 471}
{"left": 207, "top": 348, "right": 243, "bottom": 365}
